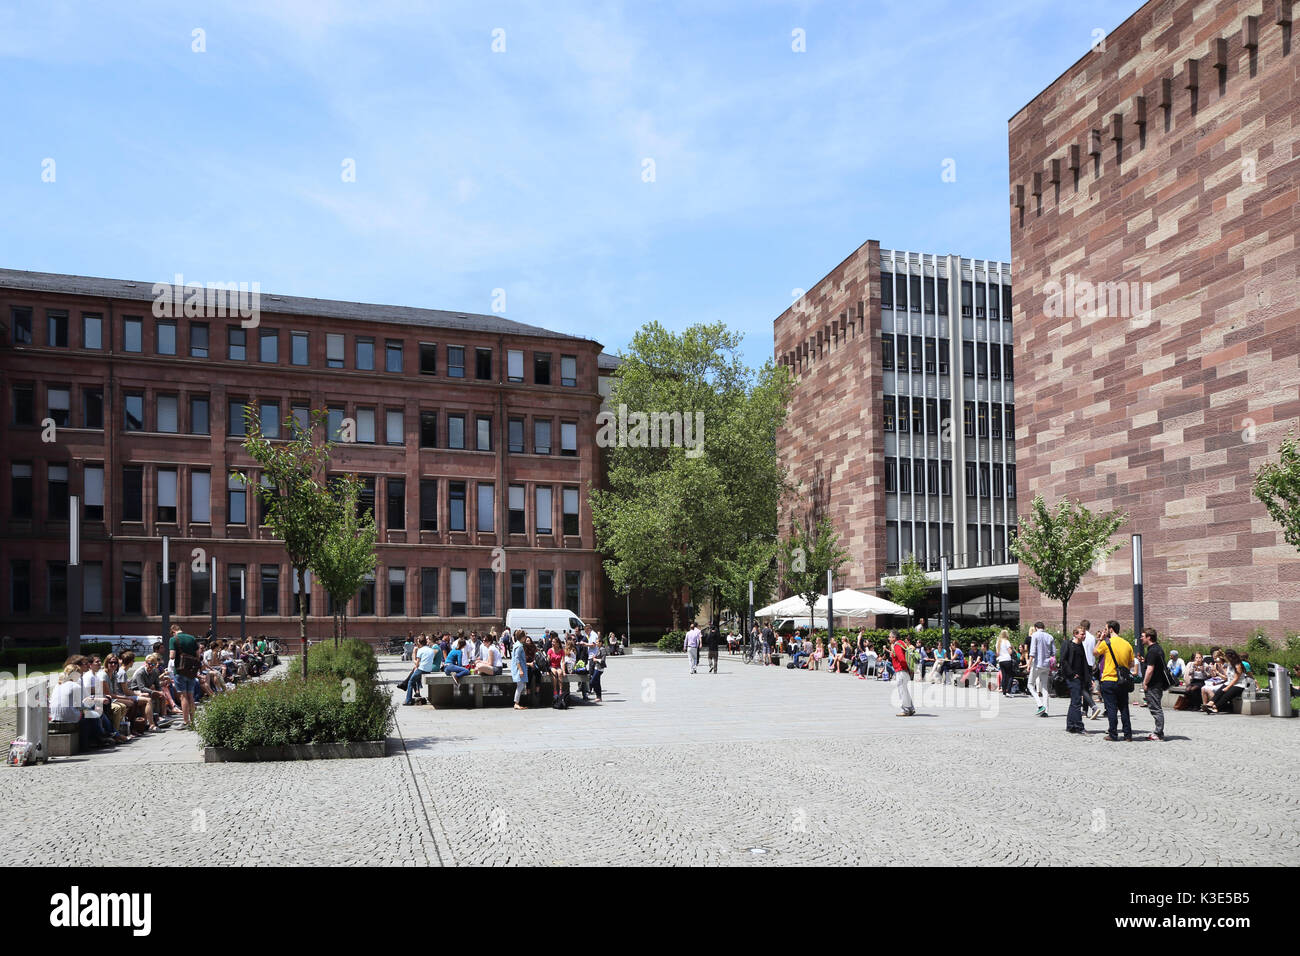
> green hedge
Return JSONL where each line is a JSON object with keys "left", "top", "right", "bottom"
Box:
{"left": 0, "top": 642, "right": 111, "bottom": 668}
{"left": 657, "top": 631, "right": 685, "bottom": 652}
{"left": 195, "top": 639, "right": 391, "bottom": 748}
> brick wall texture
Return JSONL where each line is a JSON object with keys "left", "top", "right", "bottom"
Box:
{"left": 1009, "top": 0, "right": 1300, "bottom": 641}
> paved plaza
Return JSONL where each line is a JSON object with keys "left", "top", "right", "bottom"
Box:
{"left": 2, "top": 653, "right": 1297, "bottom": 866}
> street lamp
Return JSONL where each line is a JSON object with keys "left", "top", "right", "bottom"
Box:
{"left": 67, "top": 495, "right": 81, "bottom": 657}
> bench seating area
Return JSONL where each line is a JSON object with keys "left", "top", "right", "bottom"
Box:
{"left": 418, "top": 671, "right": 590, "bottom": 708}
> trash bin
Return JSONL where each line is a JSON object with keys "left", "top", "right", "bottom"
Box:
{"left": 1268, "top": 663, "right": 1295, "bottom": 718}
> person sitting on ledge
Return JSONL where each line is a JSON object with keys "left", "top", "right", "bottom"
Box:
{"left": 1204, "top": 649, "right": 1245, "bottom": 714}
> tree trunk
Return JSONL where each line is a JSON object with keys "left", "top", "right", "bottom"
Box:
{"left": 669, "top": 588, "right": 682, "bottom": 632}
{"left": 298, "top": 566, "right": 309, "bottom": 681}
{"left": 1061, "top": 598, "right": 1069, "bottom": 660}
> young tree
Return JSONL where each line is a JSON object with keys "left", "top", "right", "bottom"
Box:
{"left": 1253, "top": 427, "right": 1300, "bottom": 553}
{"left": 713, "top": 536, "right": 780, "bottom": 629}
{"left": 1010, "top": 494, "right": 1128, "bottom": 647}
{"left": 780, "top": 517, "right": 849, "bottom": 633}
{"left": 591, "top": 321, "right": 792, "bottom": 627}
{"left": 884, "top": 554, "right": 930, "bottom": 622}
{"left": 232, "top": 407, "right": 336, "bottom": 680}
{"left": 311, "top": 475, "right": 378, "bottom": 648}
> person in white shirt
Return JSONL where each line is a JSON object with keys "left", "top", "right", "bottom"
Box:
{"left": 684, "top": 625, "right": 702, "bottom": 674}
{"left": 996, "top": 629, "right": 1014, "bottom": 697}
{"left": 1027, "top": 623, "right": 1054, "bottom": 716}
{"left": 1080, "top": 618, "right": 1100, "bottom": 720}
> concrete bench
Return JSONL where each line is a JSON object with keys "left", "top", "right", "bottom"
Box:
{"left": 419, "top": 671, "right": 590, "bottom": 708}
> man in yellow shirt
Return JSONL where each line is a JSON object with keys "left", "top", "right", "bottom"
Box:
{"left": 1095, "top": 619, "right": 1135, "bottom": 741}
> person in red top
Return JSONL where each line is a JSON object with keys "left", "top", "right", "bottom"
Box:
{"left": 546, "top": 635, "right": 566, "bottom": 706}
{"left": 891, "top": 630, "right": 915, "bottom": 717}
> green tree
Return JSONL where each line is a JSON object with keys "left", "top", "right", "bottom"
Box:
{"left": 232, "top": 406, "right": 336, "bottom": 680}
{"left": 780, "top": 517, "right": 849, "bottom": 632}
{"left": 884, "top": 554, "right": 930, "bottom": 620}
{"left": 1253, "top": 427, "right": 1300, "bottom": 553}
{"left": 1010, "top": 494, "right": 1128, "bottom": 648}
{"left": 713, "top": 536, "right": 780, "bottom": 628}
{"left": 311, "top": 475, "right": 378, "bottom": 648}
{"left": 590, "top": 321, "right": 792, "bottom": 628}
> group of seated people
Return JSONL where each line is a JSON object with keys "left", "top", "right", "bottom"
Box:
{"left": 47, "top": 633, "right": 280, "bottom": 751}
{"left": 765, "top": 630, "right": 1004, "bottom": 687}
{"left": 1170, "top": 647, "right": 1255, "bottom": 714}
{"left": 403, "top": 627, "right": 615, "bottom": 709}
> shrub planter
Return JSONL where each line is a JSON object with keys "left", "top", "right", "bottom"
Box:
{"left": 203, "top": 739, "right": 387, "bottom": 762}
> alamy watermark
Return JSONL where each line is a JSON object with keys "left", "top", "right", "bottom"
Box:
{"left": 595, "top": 404, "right": 705, "bottom": 458}
{"left": 1042, "top": 275, "right": 1152, "bottom": 328}
{"left": 151, "top": 273, "right": 260, "bottom": 326}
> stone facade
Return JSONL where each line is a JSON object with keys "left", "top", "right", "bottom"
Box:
{"left": 0, "top": 270, "right": 606, "bottom": 645}
{"left": 1008, "top": 0, "right": 1300, "bottom": 640}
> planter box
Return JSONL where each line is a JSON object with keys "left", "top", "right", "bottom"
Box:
{"left": 203, "top": 740, "right": 387, "bottom": 762}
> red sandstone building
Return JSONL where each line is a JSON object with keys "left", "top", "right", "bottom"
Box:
{"left": 1009, "top": 0, "right": 1300, "bottom": 640}
{"left": 0, "top": 269, "right": 607, "bottom": 644}
{"left": 775, "top": 242, "right": 1019, "bottom": 621}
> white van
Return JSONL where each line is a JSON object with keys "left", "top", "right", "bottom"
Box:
{"left": 504, "top": 609, "right": 587, "bottom": 641}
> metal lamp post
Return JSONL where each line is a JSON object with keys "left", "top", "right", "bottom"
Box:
{"left": 1132, "top": 534, "right": 1143, "bottom": 636}
{"left": 239, "top": 569, "right": 247, "bottom": 643}
{"left": 209, "top": 556, "right": 218, "bottom": 641}
{"left": 940, "top": 555, "right": 950, "bottom": 655}
{"left": 825, "top": 569, "right": 834, "bottom": 639}
{"left": 160, "top": 536, "right": 170, "bottom": 646}
{"left": 67, "top": 495, "right": 81, "bottom": 657}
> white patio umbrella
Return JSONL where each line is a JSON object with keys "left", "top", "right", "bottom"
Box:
{"left": 752, "top": 595, "right": 813, "bottom": 619}
{"left": 812, "top": 588, "right": 909, "bottom": 619}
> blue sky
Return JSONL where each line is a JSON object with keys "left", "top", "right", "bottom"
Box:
{"left": 0, "top": 0, "right": 1139, "bottom": 367}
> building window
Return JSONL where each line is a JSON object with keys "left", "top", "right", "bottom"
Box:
{"left": 477, "top": 483, "right": 494, "bottom": 533}
{"left": 421, "top": 568, "right": 438, "bottom": 615}
{"left": 358, "top": 477, "right": 376, "bottom": 524}
{"left": 258, "top": 402, "right": 280, "bottom": 439}
{"left": 153, "top": 563, "right": 177, "bottom": 615}
{"left": 122, "top": 466, "right": 143, "bottom": 522}
{"left": 961, "top": 281, "right": 972, "bottom": 318}
{"left": 536, "top": 486, "right": 553, "bottom": 534}
{"left": 449, "top": 482, "right": 466, "bottom": 532}
{"left": 357, "top": 572, "right": 375, "bottom": 616}
{"left": 941, "top": 462, "right": 952, "bottom": 496}
{"left": 447, "top": 414, "right": 465, "bottom": 449}
{"left": 476, "top": 415, "right": 492, "bottom": 451}
{"left": 880, "top": 273, "right": 893, "bottom": 308}
{"left": 10, "top": 559, "right": 31, "bottom": 613}
{"left": 123, "top": 562, "right": 143, "bottom": 615}
{"left": 420, "top": 343, "right": 437, "bottom": 375}
{"left": 914, "top": 462, "right": 926, "bottom": 495}
{"left": 974, "top": 283, "right": 987, "bottom": 319}
{"left": 560, "top": 422, "right": 577, "bottom": 457}
{"left": 84, "top": 464, "right": 105, "bottom": 521}
{"left": 190, "top": 565, "right": 210, "bottom": 616}
{"left": 534, "top": 352, "right": 551, "bottom": 385}
{"left": 475, "top": 347, "right": 492, "bottom": 380}
{"left": 910, "top": 399, "right": 923, "bottom": 435}
{"left": 83, "top": 313, "right": 103, "bottom": 350}
{"left": 225, "top": 400, "right": 246, "bottom": 437}
{"left": 420, "top": 410, "right": 437, "bottom": 448}
{"left": 938, "top": 338, "right": 950, "bottom": 375}
{"left": 895, "top": 274, "right": 908, "bottom": 310}
{"left": 256, "top": 565, "right": 277, "bottom": 615}
{"left": 356, "top": 337, "right": 375, "bottom": 370}
{"left": 478, "top": 568, "right": 495, "bottom": 616}
{"left": 963, "top": 401, "right": 975, "bottom": 438}
{"left": 925, "top": 398, "right": 938, "bottom": 435}
{"left": 76, "top": 387, "right": 99, "bottom": 430}
{"left": 538, "top": 569, "right": 554, "bottom": 608}
{"left": 964, "top": 463, "right": 977, "bottom": 498}
{"left": 1007, "top": 464, "right": 1017, "bottom": 499}
{"left": 560, "top": 355, "right": 577, "bottom": 387}
{"left": 447, "top": 346, "right": 465, "bottom": 378}
{"left": 356, "top": 407, "right": 376, "bottom": 444}
{"left": 157, "top": 395, "right": 179, "bottom": 433}
{"left": 228, "top": 326, "right": 246, "bottom": 360}
{"left": 257, "top": 329, "right": 277, "bottom": 363}
{"left": 534, "top": 419, "right": 552, "bottom": 455}
{"left": 387, "top": 477, "right": 405, "bottom": 530}
{"left": 923, "top": 279, "right": 936, "bottom": 314}
{"left": 386, "top": 339, "right": 404, "bottom": 373}
{"left": 190, "top": 322, "right": 209, "bottom": 358}
{"left": 419, "top": 479, "right": 438, "bottom": 531}
{"left": 508, "top": 417, "right": 524, "bottom": 453}
{"left": 909, "top": 276, "right": 922, "bottom": 312}
{"left": 992, "top": 463, "right": 1004, "bottom": 497}
{"left": 291, "top": 331, "right": 309, "bottom": 366}
{"left": 291, "top": 404, "right": 310, "bottom": 437}
{"left": 157, "top": 468, "right": 178, "bottom": 523}
{"left": 1003, "top": 345, "right": 1014, "bottom": 381}
{"left": 83, "top": 561, "right": 103, "bottom": 614}
{"left": 386, "top": 409, "right": 404, "bottom": 445}
{"left": 12, "top": 384, "right": 34, "bottom": 425}
{"left": 990, "top": 403, "right": 1002, "bottom": 440}
{"left": 976, "top": 344, "right": 988, "bottom": 379}
{"left": 562, "top": 487, "right": 579, "bottom": 536}
{"left": 989, "top": 284, "right": 1000, "bottom": 319}
{"left": 191, "top": 470, "right": 210, "bottom": 523}
{"left": 449, "top": 569, "right": 467, "bottom": 616}
{"left": 12, "top": 307, "right": 33, "bottom": 345}
{"left": 927, "top": 461, "right": 939, "bottom": 495}
{"left": 190, "top": 396, "right": 209, "bottom": 435}
{"left": 157, "top": 319, "right": 177, "bottom": 356}
{"left": 227, "top": 474, "right": 247, "bottom": 524}
{"left": 47, "top": 310, "right": 69, "bottom": 347}
{"left": 292, "top": 571, "right": 310, "bottom": 616}
{"left": 564, "top": 570, "right": 580, "bottom": 613}
{"left": 328, "top": 406, "right": 344, "bottom": 440}
{"left": 925, "top": 339, "right": 936, "bottom": 373}
{"left": 47, "top": 387, "right": 70, "bottom": 427}
{"left": 1002, "top": 286, "right": 1012, "bottom": 319}
{"left": 508, "top": 485, "right": 525, "bottom": 534}
{"left": 895, "top": 397, "right": 908, "bottom": 434}
{"left": 978, "top": 464, "right": 990, "bottom": 497}
{"left": 124, "top": 392, "right": 144, "bottom": 431}
{"left": 47, "top": 463, "right": 69, "bottom": 519}
{"left": 507, "top": 349, "right": 524, "bottom": 382}
{"left": 510, "top": 570, "right": 526, "bottom": 609}
{"left": 881, "top": 334, "right": 894, "bottom": 371}
{"left": 326, "top": 333, "right": 345, "bottom": 368}
{"left": 909, "top": 337, "right": 922, "bottom": 372}
{"left": 977, "top": 404, "right": 988, "bottom": 438}
{"left": 884, "top": 461, "right": 897, "bottom": 492}
{"left": 123, "top": 316, "right": 142, "bottom": 352}
{"left": 1005, "top": 406, "right": 1015, "bottom": 437}
{"left": 388, "top": 568, "right": 406, "bottom": 617}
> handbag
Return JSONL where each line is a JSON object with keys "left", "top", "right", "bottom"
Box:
{"left": 1104, "top": 640, "right": 1135, "bottom": 693}
{"left": 176, "top": 651, "right": 201, "bottom": 679}
{"left": 396, "top": 674, "right": 411, "bottom": 692}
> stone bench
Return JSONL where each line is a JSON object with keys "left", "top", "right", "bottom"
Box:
{"left": 418, "top": 671, "right": 590, "bottom": 708}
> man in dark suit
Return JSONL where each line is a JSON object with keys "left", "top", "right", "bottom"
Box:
{"left": 706, "top": 623, "right": 721, "bottom": 673}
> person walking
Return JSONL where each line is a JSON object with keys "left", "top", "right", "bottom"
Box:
{"left": 761, "top": 622, "right": 775, "bottom": 665}
{"left": 1080, "top": 619, "right": 1101, "bottom": 720}
{"left": 891, "top": 630, "right": 915, "bottom": 717}
{"left": 1061, "top": 626, "right": 1090, "bottom": 734}
{"left": 995, "top": 628, "right": 1014, "bottom": 696}
{"left": 706, "top": 623, "right": 720, "bottom": 674}
{"left": 1140, "top": 627, "right": 1168, "bottom": 740}
{"left": 685, "top": 623, "right": 702, "bottom": 674}
{"left": 1095, "top": 620, "right": 1135, "bottom": 741}
{"left": 166, "top": 624, "right": 201, "bottom": 730}
{"left": 1027, "top": 622, "right": 1054, "bottom": 717}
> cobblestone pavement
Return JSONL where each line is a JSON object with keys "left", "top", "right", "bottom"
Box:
{"left": 2, "top": 653, "right": 1296, "bottom": 866}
